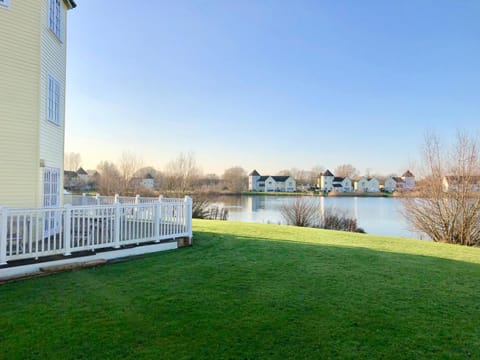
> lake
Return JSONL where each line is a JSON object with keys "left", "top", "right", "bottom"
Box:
{"left": 211, "top": 195, "right": 424, "bottom": 239}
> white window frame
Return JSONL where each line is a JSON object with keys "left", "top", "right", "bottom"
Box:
{"left": 0, "top": 0, "right": 11, "bottom": 9}
{"left": 47, "top": 74, "right": 61, "bottom": 125}
{"left": 43, "top": 167, "right": 61, "bottom": 237}
{"left": 48, "top": 0, "right": 62, "bottom": 40}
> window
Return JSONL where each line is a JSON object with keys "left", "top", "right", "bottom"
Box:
{"left": 47, "top": 75, "right": 61, "bottom": 125}
{"left": 43, "top": 167, "right": 60, "bottom": 236}
{"left": 49, "top": 0, "right": 62, "bottom": 40}
{"left": 0, "top": 0, "right": 10, "bottom": 9}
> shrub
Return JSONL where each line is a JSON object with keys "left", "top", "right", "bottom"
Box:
{"left": 280, "top": 197, "right": 319, "bottom": 227}
{"left": 192, "top": 196, "right": 228, "bottom": 220}
{"left": 319, "top": 207, "right": 362, "bottom": 232}
{"left": 280, "top": 199, "right": 365, "bottom": 233}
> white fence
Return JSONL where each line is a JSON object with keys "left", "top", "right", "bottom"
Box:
{"left": 0, "top": 195, "right": 192, "bottom": 265}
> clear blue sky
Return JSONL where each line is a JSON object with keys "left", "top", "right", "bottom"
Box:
{"left": 65, "top": 0, "right": 480, "bottom": 176}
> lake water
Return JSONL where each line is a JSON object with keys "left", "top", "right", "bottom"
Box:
{"left": 211, "top": 195, "right": 424, "bottom": 240}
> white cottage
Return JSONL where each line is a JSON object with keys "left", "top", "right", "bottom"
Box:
{"left": 442, "top": 176, "right": 480, "bottom": 192}
{"left": 354, "top": 177, "right": 380, "bottom": 192}
{"left": 384, "top": 171, "right": 415, "bottom": 192}
{"left": 318, "top": 170, "right": 352, "bottom": 192}
{"left": 401, "top": 170, "right": 415, "bottom": 190}
{"left": 383, "top": 176, "right": 402, "bottom": 193}
{"left": 248, "top": 170, "right": 296, "bottom": 192}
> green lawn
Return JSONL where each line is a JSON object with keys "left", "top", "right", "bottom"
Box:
{"left": 1, "top": 220, "right": 480, "bottom": 359}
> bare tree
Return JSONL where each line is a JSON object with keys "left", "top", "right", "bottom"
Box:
{"left": 402, "top": 132, "right": 480, "bottom": 246}
{"left": 280, "top": 197, "right": 319, "bottom": 227}
{"left": 118, "top": 151, "right": 143, "bottom": 194}
{"left": 134, "top": 166, "right": 158, "bottom": 178}
{"left": 201, "top": 173, "right": 221, "bottom": 190}
{"left": 334, "top": 164, "right": 359, "bottom": 178}
{"left": 309, "top": 165, "right": 325, "bottom": 186}
{"left": 164, "top": 152, "right": 201, "bottom": 192}
{"left": 278, "top": 168, "right": 309, "bottom": 184}
{"left": 277, "top": 169, "right": 292, "bottom": 176}
{"left": 64, "top": 152, "right": 82, "bottom": 171}
{"left": 96, "top": 161, "right": 121, "bottom": 195}
{"left": 223, "top": 166, "right": 247, "bottom": 192}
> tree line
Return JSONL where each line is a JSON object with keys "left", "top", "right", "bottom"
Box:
{"left": 65, "top": 151, "right": 252, "bottom": 195}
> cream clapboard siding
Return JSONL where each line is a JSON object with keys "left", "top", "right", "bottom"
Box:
{"left": 0, "top": 1, "right": 42, "bottom": 207}
{"left": 0, "top": 0, "right": 72, "bottom": 208}
{"left": 38, "top": 0, "right": 69, "bottom": 206}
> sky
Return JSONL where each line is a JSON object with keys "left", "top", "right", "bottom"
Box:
{"left": 65, "top": 0, "right": 480, "bottom": 176}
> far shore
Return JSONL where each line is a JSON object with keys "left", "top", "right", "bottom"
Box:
{"left": 238, "top": 191, "right": 405, "bottom": 198}
{"left": 72, "top": 190, "right": 419, "bottom": 198}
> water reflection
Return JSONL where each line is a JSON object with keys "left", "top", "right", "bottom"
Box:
{"left": 211, "top": 195, "right": 422, "bottom": 239}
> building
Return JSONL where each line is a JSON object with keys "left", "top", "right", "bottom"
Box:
{"left": 354, "top": 177, "right": 380, "bottom": 192}
{"left": 248, "top": 170, "right": 296, "bottom": 192}
{"left": 383, "top": 171, "right": 415, "bottom": 192}
{"left": 64, "top": 167, "right": 99, "bottom": 192}
{"left": 383, "top": 177, "right": 403, "bottom": 192}
{"left": 129, "top": 173, "right": 156, "bottom": 191}
{"left": 442, "top": 175, "right": 480, "bottom": 192}
{"left": 318, "top": 170, "right": 352, "bottom": 192}
{"left": 318, "top": 170, "right": 334, "bottom": 191}
{"left": 401, "top": 170, "right": 415, "bottom": 190}
{"left": 0, "top": 0, "right": 76, "bottom": 208}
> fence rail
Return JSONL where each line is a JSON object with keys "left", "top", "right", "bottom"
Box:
{"left": 0, "top": 195, "right": 192, "bottom": 265}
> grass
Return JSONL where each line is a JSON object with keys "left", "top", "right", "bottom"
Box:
{"left": 1, "top": 220, "right": 480, "bottom": 359}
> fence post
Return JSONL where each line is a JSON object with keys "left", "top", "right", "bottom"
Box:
{"left": 184, "top": 196, "right": 193, "bottom": 245}
{"left": 82, "top": 192, "right": 87, "bottom": 206}
{"left": 64, "top": 204, "right": 72, "bottom": 256}
{"left": 114, "top": 196, "right": 121, "bottom": 249}
{"left": 154, "top": 199, "right": 161, "bottom": 243}
{"left": 135, "top": 194, "right": 140, "bottom": 204}
{"left": 95, "top": 193, "right": 100, "bottom": 205}
{"left": 0, "top": 207, "right": 7, "bottom": 265}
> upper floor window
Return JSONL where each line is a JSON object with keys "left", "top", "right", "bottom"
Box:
{"left": 49, "top": 0, "right": 62, "bottom": 40}
{"left": 0, "top": 0, "right": 11, "bottom": 9}
{"left": 48, "top": 75, "right": 61, "bottom": 125}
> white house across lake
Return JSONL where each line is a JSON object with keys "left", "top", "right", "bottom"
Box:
{"left": 248, "top": 170, "right": 296, "bottom": 192}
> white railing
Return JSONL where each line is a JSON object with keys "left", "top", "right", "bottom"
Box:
{"left": 0, "top": 196, "right": 192, "bottom": 265}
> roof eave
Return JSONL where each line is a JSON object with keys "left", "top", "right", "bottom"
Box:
{"left": 65, "top": 0, "right": 77, "bottom": 9}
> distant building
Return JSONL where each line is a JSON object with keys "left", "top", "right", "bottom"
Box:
{"left": 401, "top": 170, "right": 415, "bottom": 190}
{"left": 442, "top": 175, "right": 480, "bottom": 192}
{"left": 318, "top": 170, "right": 352, "bottom": 192}
{"left": 76, "top": 167, "right": 89, "bottom": 182}
{"left": 354, "top": 177, "right": 380, "bottom": 192}
{"left": 383, "top": 177, "right": 403, "bottom": 192}
{"left": 142, "top": 173, "right": 155, "bottom": 189}
{"left": 248, "top": 170, "right": 296, "bottom": 192}
{"left": 129, "top": 173, "right": 156, "bottom": 191}
{"left": 64, "top": 167, "right": 97, "bottom": 192}
{"left": 383, "top": 171, "right": 415, "bottom": 192}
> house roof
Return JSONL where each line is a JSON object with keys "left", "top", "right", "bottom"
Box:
{"left": 144, "top": 173, "right": 154, "bottom": 179}
{"left": 77, "top": 167, "right": 88, "bottom": 175}
{"left": 333, "top": 177, "right": 345, "bottom": 182}
{"left": 249, "top": 170, "right": 260, "bottom": 176}
{"left": 64, "top": 170, "right": 78, "bottom": 178}
{"left": 322, "top": 170, "right": 334, "bottom": 177}
{"left": 333, "top": 184, "right": 342, "bottom": 188}
{"left": 272, "top": 176, "right": 291, "bottom": 182}
{"left": 402, "top": 170, "right": 414, "bottom": 177}
{"left": 257, "top": 175, "right": 291, "bottom": 182}
{"left": 393, "top": 177, "right": 404, "bottom": 183}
